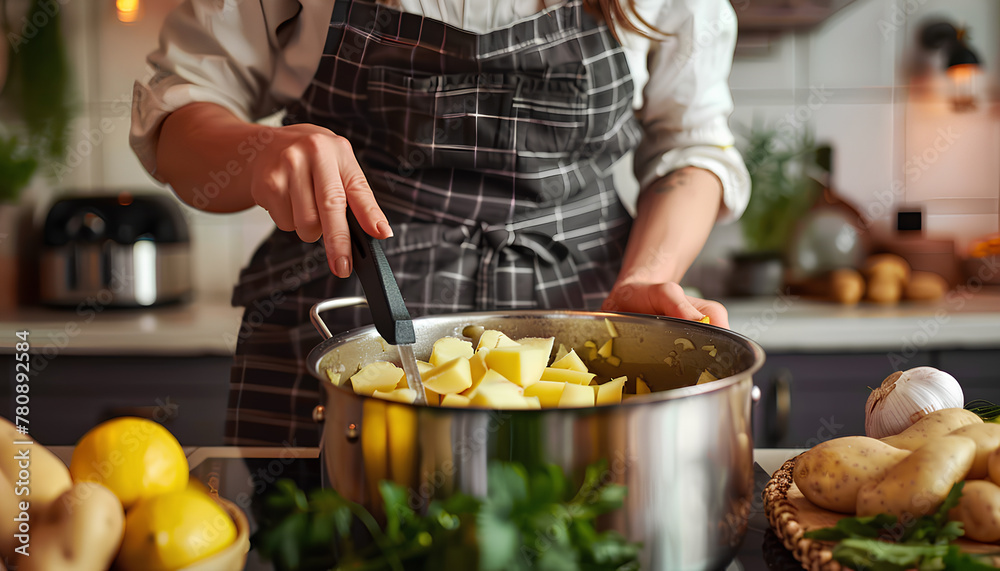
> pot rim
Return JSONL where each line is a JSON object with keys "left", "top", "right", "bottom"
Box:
{"left": 308, "top": 309, "right": 766, "bottom": 410}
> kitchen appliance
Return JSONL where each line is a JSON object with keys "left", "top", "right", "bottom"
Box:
{"left": 307, "top": 299, "right": 765, "bottom": 571}
{"left": 39, "top": 194, "right": 192, "bottom": 307}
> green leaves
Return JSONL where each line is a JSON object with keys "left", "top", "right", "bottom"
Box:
{"left": 803, "top": 482, "right": 999, "bottom": 570}
{"left": 253, "top": 460, "right": 640, "bottom": 571}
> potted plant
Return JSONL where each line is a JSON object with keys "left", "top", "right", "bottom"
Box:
{"left": 728, "top": 123, "right": 828, "bottom": 296}
{"left": 0, "top": 0, "right": 74, "bottom": 308}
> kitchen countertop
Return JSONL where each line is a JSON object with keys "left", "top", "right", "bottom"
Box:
{"left": 5, "top": 289, "right": 1000, "bottom": 355}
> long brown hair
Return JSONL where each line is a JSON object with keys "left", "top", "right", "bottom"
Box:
{"left": 585, "top": 0, "right": 670, "bottom": 40}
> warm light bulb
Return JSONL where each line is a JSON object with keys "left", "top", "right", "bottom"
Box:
{"left": 116, "top": 0, "right": 140, "bottom": 23}
{"left": 947, "top": 63, "right": 979, "bottom": 112}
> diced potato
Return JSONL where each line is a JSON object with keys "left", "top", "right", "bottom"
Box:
{"left": 394, "top": 373, "right": 439, "bottom": 405}
{"left": 325, "top": 369, "right": 343, "bottom": 386}
{"left": 441, "top": 394, "right": 472, "bottom": 407}
{"left": 372, "top": 389, "right": 418, "bottom": 404}
{"left": 516, "top": 337, "right": 555, "bottom": 356}
{"left": 701, "top": 345, "right": 717, "bottom": 357}
{"left": 699, "top": 315, "right": 711, "bottom": 324}
{"left": 351, "top": 362, "right": 405, "bottom": 396}
{"left": 417, "top": 360, "right": 435, "bottom": 374}
{"left": 523, "top": 381, "right": 567, "bottom": 408}
{"left": 553, "top": 343, "right": 570, "bottom": 362}
{"left": 597, "top": 339, "right": 614, "bottom": 359}
{"left": 484, "top": 345, "right": 550, "bottom": 387}
{"left": 422, "top": 357, "right": 473, "bottom": 394}
{"left": 604, "top": 318, "right": 619, "bottom": 338}
{"left": 697, "top": 370, "right": 718, "bottom": 385}
{"left": 596, "top": 376, "right": 626, "bottom": 405}
{"left": 429, "top": 337, "right": 474, "bottom": 367}
{"left": 606, "top": 355, "right": 621, "bottom": 367}
{"left": 584, "top": 340, "right": 598, "bottom": 360}
{"left": 674, "top": 338, "right": 695, "bottom": 351}
{"left": 469, "top": 351, "right": 489, "bottom": 383}
{"left": 550, "top": 349, "right": 589, "bottom": 373}
{"left": 636, "top": 377, "right": 651, "bottom": 395}
{"left": 477, "top": 330, "right": 519, "bottom": 350}
{"left": 540, "top": 367, "right": 595, "bottom": 385}
{"left": 470, "top": 378, "right": 529, "bottom": 409}
{"left": 522, "top": 396, "right": 542, "bottom": 409}
{"left": 559, "top": 383, "right": 596, "bottom": 408}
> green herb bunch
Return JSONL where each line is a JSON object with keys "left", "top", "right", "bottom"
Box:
{"left": 804, "top": 482, "right": 999, "bottom": 570}
{"left": 253, "top": 460, "right": 641, "bottom": 571}
{"left": 736, "top": 123, "right": 828, "bottom": 254}
{"left": 0, "top": 0, "right": 74, "bottom": 202}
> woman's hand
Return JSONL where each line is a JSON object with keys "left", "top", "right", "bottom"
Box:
{"left": 602, "top": 281, "right": 729, "bottom": 328}
{"left": 249, "top": 123, "right": 392, "bottom": 278}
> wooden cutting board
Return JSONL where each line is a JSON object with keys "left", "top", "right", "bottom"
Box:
{"left": 763, "top": 456, "right": 1000, "bottom": 571}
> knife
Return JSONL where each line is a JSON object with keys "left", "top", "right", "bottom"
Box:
{"left": 346, "top": 209, "right": 427, "bottom": 404}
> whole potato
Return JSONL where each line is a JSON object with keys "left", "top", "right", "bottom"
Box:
{"left": 948, "top": 423, "right": 1000, "bottom": 479}
{"left": 793, "top": 436, "right": 910, "bottom": 514}
{"left": 904, "top": 271, "right": 948, "bottom": 301}
{"left": 948, "top": 480, "right": 1000, "bottom": 543}
{"left": 881, "top": 408, "right": 983, "bottom": 451}
{"left": 990, "top": 448, "right": 1000, "bottom": 487}
{"left": 830, "top": 269, "right": 865, "bottom": 305}
{"left": 12, "top": 482, "right": 124, "bottom": 571}
{"left": 0, "top": 418, "right": 72, "bottom": 509}
{"left": 866, "top": 274, "right": 902, "bottom": 304}
{"left": 856, "top": 436, "right": 975, "bottom": 517}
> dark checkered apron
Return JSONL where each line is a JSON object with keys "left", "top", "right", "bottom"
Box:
{"left": 226, "top": 0, "right": 641, "bottom": 446}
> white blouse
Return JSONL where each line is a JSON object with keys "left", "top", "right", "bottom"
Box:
{"left": 130, "top": 0, "right": 750, "bottom": 220}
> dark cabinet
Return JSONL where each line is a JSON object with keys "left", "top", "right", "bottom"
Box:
{"left": 1, "top": 355, "right": 233, "bottom": 446}
{"left": 753, "top": 349, "right": 1000, "bottom": 448}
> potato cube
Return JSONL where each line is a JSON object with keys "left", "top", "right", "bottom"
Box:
{"left": 596, "top": 376, "right": 626, "bottom": 405}
{"left": 484, "top": 345, "right": 550, "bottom": 387}
{"left": 477, "top": 330, "right": 519, "bottom": 350}
{"left": 540, "top": 367, "right": 595, "bottom": 385}
{"left": 469, "top": 351, "right": 489, "bottom": 383}
{"left": 604, "top": 318, "right": 619, "bottom": 338}
{"left": 558, "top": 383, "right": 596, "bottom": 408}
{"left": 351, "top": 362, "right": 405, "bottom": 396}
{"left": 417, "top": 360, "right": 435, "bottom": 374}
{"left": 470, "top": 378, "right": 527, "bottom": 408}
{"left": 553, "top": 343, "right": 570, "bottom": 362}
{"left": 697, "top": 370, "right": 718, "bottom": 385}
{"left": 515, "top": 337, "right": 555, "bottom": 357}
{"left": 429, "top": 337, "right": 474, "bottom": 367}
{"left": 605, "top": 355, "right": 621, "bottom": 367}
{"left": 422, "top": 357, "right": 473, "bottom": 394}
{"left": 325, "top": 369, "right": 343, "bottom": 386}
{"left": 523, "top": 380, "right": 567, "bottom": 408}
{"left": 597, "top": 339, "right": 614, "bottom": 359}
{"left": 372, "top": 389, "right": 417, "bottom": 404}
{"left": 583, "top": 340, "right": 598, "bottom": 360}
{"left": 550, "top": 349, "right": 589, "bottom": 373}
{"left": 441, "top": 394, "right": 472, "bottom": 407}
{"left": 636, "top": 377, "right": 651, "bottom": 395}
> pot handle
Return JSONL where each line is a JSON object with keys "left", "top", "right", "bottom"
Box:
{"left": 309, "top": 297, "right": 369, "bottom": 340}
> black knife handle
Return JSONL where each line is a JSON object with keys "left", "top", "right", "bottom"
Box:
{"left": 346, "top": 210, "right": 416, "bottom": 346}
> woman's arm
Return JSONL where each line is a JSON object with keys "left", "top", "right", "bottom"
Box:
{"left": 602, "top": 166, "right": 729, "bottom": 327}
{"left": 156, "top": 102, "right": 392, "bottom": 278}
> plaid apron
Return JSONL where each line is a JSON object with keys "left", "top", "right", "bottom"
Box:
{"left": 226, "top": 0, "right": 641, "bottom": 446}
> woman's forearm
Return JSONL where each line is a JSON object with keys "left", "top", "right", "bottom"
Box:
{"left": 616, "top": 166, "right": 723, "bottom": 286}
{"left": 156, "top": 102, "right": 269, "bottom": 213}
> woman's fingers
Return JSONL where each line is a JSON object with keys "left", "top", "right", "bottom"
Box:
{"left": 688, "top": 297, "right": 729, "bottom": 329}
{"left": 252, "top": 168, "right": 296, "bottom": 232}
{"left": 283, "top": 146, "right": 323, "bottom": 244}
{"left": 647, "top": 282, "right": 704, "bottom": 321}
{"left": 602, "top": 282, "right": 730, "bottom": 329}
{"left": 341, "top": 152, "right": 392, "bottom": 239}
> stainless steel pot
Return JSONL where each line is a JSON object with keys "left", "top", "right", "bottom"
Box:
{"left": 307, "top": 298, "right": 765, "bottom": 571}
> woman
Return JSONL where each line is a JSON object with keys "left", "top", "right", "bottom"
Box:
{"left": 131, "top": 0, "right": 750, "bottom": 447}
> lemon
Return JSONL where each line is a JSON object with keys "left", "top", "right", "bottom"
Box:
{"left": 117, "top": 488, "right": 237, "bottom": 571}
{"left": 70, "top": 417, "right": 188, "bottom": 509}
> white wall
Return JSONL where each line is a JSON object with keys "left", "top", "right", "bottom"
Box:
{"left": 47, "top": 0, "right": 1000, "bottom": 298}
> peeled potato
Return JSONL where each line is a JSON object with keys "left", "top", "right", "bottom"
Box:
{"left": 550, "top": 349, "right": 589, "bottom": 373}
{"left": 523, "top": 381, "right": 566, "bottom": 408}
{"left": 429, "top": 337, "right": 474, "bottom": 367}
{"left": 476, "top": 330, "right": 519, "bottom": 350}
{"left": 351, "top": 362, "right": 405, "bottom": 396}
{"left": 558, "top": 383, "right": 595, "bottom": 408}
{"left": 793, "top": 436, "right": 910, "bottom": 514}
{"left": 371, "top": 389, "right": 418, "bottom": 404}
{"left": 595, "top": 376, "right": 626, "bottom": 406}
{"left": 540, "top": 367, "right": 595, "bottom": 386}
{"left": 422, "top": 357, "right": 473, "bottom": 394}
{"left": 484, "top": 345, "right": 550, "bottom": 387}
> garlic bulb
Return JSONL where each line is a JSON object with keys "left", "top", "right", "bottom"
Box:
{"left": 865, "top": 367, "right": 964, "bottom": 439}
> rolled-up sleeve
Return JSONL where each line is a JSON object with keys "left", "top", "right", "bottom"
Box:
{"left": 130, "top": 0, "right": 324, "bottom": 181}
{"left": 632, "top": 0, "right": 750, "bottom": 222}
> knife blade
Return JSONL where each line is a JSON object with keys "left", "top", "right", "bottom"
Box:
{"left": 346, "top": 209, "right": 426, "bottom": 404}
